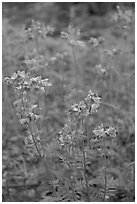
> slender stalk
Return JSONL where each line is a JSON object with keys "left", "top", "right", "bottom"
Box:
{"left": 82, "top": 148, "right": 90, "bottom": 201}
{"left": 85, "top": 116, "right": 90, "bottom": 148}
{"left": 44, "top": 95, "right": 49, "bottom": 136}
{"left": 68, "top": 163, "right": 76, "bottom": 201}
{"left": 72, "top": 46, "right": 79, "bottom": 97}
{"left": 35, "top": 36, "right": 40, "bottom": 55}
{"left": 21, "top": 154, "right": 28, "bottom": 177}
{"left": 37, "top": 89, "right": 42, "bottom": 132}
{"left": 58, "top": 152, "right": 75, "bottom": 200}
{"left": 71, "top": 143, "right": 78, "bottom": 174}
{"left": 109, "top": 69, "right": 113, "bottom": 105}
{"left": 69, "top": 118, "right": 78, "bottom": 175}
{"left": 103, "top": 136, "right": 107, "bottom": 201}
{"left": 81, "top": 117, "right": 90, "bottom": 202}
{"left": 29, "top": 123, "right": 43, "bottom": 158}
{"left": 68, "top": 147, "right": 76, "bottom": 201}
{"left": 21, "top": 90, "right": 43, "bottom": 158}
{"left": 32, "top": 134, "right": 42, "bottom": 157}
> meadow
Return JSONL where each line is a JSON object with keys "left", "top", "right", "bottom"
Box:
{"left": 2, "top": 3, "right": 135, "bottom": 202}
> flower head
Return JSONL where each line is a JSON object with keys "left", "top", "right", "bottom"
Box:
{"left": 93, "top": 124, "right": 117, "bottom": 138}
{"left": 26, "top": 19, "right": 54, "bottom": 40}
{"left": 61, "top": 25, "right": 85, "bottom": 48}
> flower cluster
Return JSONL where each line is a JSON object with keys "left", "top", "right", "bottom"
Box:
{"left": 17, "top": 102, "right": 41, "bottom": 126}
{"left": 95, "top": 64, "right": 107, "bottom": 76}
{"left": 24, "top": 54, "right": 47, "bottom": 72}
{"left": 68, "top": 90, "right": 101, "bottom": 118}
{"left": 93, "top": 124, "right": 117, "bottom": 138}
{"left": 26, "top": 19, "right": 54, "bottom": 40}
{"left": 5, "top": 71, "right": 52, "bottom": 157}
{"left": 5, "top": 71, "right": 52, "bottom": 93}
{"left": 88, "top": 36, "right": 105, "bottom": 47}
{"left": 58, "top": 90, "right": 101, "bottom": 147}
{"left": 30, "top": 76, "right": 52, "bottom": 93}
{"left": 61, "top": 25, "right": 85, "bottom": 48}
{"left": 5, "top": 71, "right": 30, "bottom": 91}
{"left": 112, "top": 5, "right": 133, "bottom": 24}
{"left": 85, "top": 90, "right": 101, "bottom": 113}
{"left": 58, "top": 121, "right": 85, "bottom": 147}
{"left": 13, "top": 90, "right": 43, "bottom": 155}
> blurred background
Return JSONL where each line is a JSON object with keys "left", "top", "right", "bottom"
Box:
{"left": 2, "top": 2, "right": 135, "bottom": 202}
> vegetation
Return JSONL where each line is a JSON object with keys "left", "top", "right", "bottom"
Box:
{"left": 3, "top": 3, "right": 135, "bottom": 202}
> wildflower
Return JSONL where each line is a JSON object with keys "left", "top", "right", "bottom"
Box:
{"left": 23, "top": 81, "right": 31, "bottom": 91}
{"left": 26, "top": 19, "right": 54, "bottom": 40}
{"left": 24, "top": 134, "right": 33, "bottom": 148}
{"left": 71, "top": 104, "right": 80, "bottom": 113}
{"left": 68, "top": 90, "right": 101, "bottom": 117}
{"left": 79, "top": 101, "right": 87, "bottom": 114}
{"left": 98, "top": 36, "right": 105, "bottom": 44}
{"left": 61, "top": 25, "right": 85, "bottom": 48}
{"left": 92, "top": 94, "right": 101, "bottom": 104}
{"left": 67, "top": 25, "right": 80, "bottom": 37}
{"left": 76, "top": 40, "right": 85, "bottom": 47}
{"left": 95, "top": 64, "right": 107, "bottom": 75}
{"left": 91, "top": 103, "right": 100, "bottom": 114}
{"left": 4, "top": 77, "right": 12, "bottom": 85}
{"left": 84, "top": 90, "right": 101, "bottom": 114}
{"left": 35, "top": 76, "right": 42, "bottom": 84}
{"left": 112, "top": 5, "right": 133, "bottom": 24}
{"left": 24, "top": 54, "right": 45, "bottom": 71}
{"left": 105, "top": 127, "right": 117, "bottom": 138}
{"left": 61, "top": 31, "right": 69, "bottom": 39}
{"left": 11, "top": 72, "right": 18, "bottom": 81}
{"left": 58, "top": 124, "right": 72, "bottom": 146}
{"left": 20, "top": 118, "right": 30, "bottom": 126}
{"left": 89, "top": 37, "right": 99, "bottom": 47}
{"left": 30, "top": 76, "right": 52, "bottom": 92}
{"left": 93, "top": 124, "right": 106, "bottom": 138}
{"left": 58, "top": 134, "right": 65, "bottom": 146}
{"left": 93, "top": 124, "right": 117, "bottom": 138}
{"left": 89, "top": 36, "right": 105, "bottom": 47}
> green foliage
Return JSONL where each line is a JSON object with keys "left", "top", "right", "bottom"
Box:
{"left": 3, "top": 5, "right": 134, "bottom": 202}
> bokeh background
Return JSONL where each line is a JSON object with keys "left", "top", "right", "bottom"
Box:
{"left": 2, "top": 2, "right": 135, "bottom": 202}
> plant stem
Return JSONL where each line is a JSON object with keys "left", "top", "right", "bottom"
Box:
{"left": 109, "top": 69, "right": 113, "bottom": 105}
{"left": 85, "top": 116, "right": 90, "bottom": 148}
{"left": 72, "top": 46, "right": 79, "bottom": 95}
{"left": 68, "top": 163, "right": 76, "bottom": 201}
{"left": 71, "top": 143, "right": 78, "bottom": 173}
{"left": 69, "top": 118, "right": 78, "bottom": 175}
{"left": 81, "top": 117, "right": 90, "bottom": 201}
{"left": 103, "top": 136, "right": 107, "bottom": 201}
{"left": 44, "top": 95, "right": 49, "bottom": 136}
{"left": 82, "top": 148, "right": 90, "bottom": 201}
{"left": 29, "top": 123, "right": 43, "bottom": 158}
{"left": 21, "top": 90, "right": 43, "bottom": 158}
{"left": 35, "top": 36, "right": 40, "bottom": 55}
